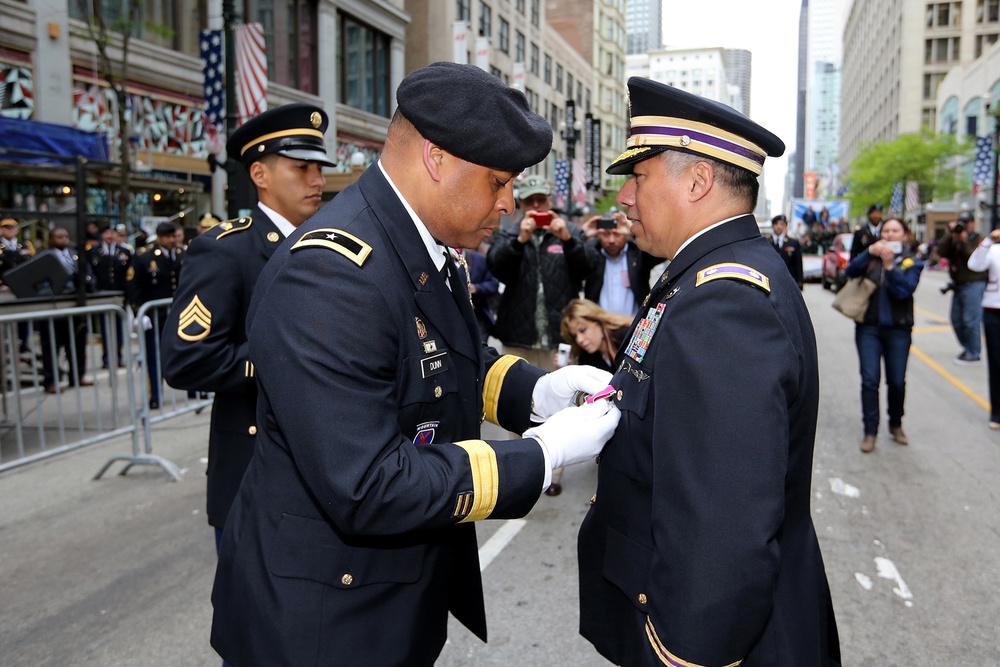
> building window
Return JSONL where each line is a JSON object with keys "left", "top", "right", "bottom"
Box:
{"left": 516, "top": 0, "right": 524, "bottom": 14}
{"left": 479, "top": 2, "right": 491, "bottom": 38}
{"left": 976, "top": 32, "right": 1000, "bottom": 56}
{"left": 515, "top": 31, "right": 525, "bottom": 62}
{"left": 72, "top": 0, "right": 208, "bottom": 57}
{"left": 499, "top": 18, "right": 509, "bottom": 53}
{"left": 556, "top": 64, "right": 563, "bottom": 92}
{"left": 531, "top": 0, "right": 540, "bottom": 27}
{"left": 338, "top": 12, "right": 391, "bottom": 117}
{"left": 530, "top": 43, "right": 539, "bottom": 75}
{"left": 923, "top": 71, "right": 946, "bottom": 99}
{"left": 979, "top": 0, "right": 1000, "bottom": 23}
{"left": 490, "top": 65, "right": 503, "bottom": 79}
{"left": 544, "top": 54, "right": 552, "bottom": 84}
{"left": 566, "top": 73, "right": 574, "bottom": 101}
{"left": 246, "top": 0, "right": 318, "bottom": 93}
{"left": 457, "top": 0, "right": 470, "bottom": 21}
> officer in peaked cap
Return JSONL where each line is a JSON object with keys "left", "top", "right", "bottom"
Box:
{"left": 162, "top": 103, "right": 333, "bottom": 580}
{"left": 577, "top": 77, "right": 842, "bottom": 667}
{"left": 210, "top": 61, "right": 620, "bottom": 667}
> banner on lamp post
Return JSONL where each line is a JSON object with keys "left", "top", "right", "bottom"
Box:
{"left": 452, "top": 22, "right": 468, "bottom": 64}
{"left": 475, "top": 37, "right": 489, "bottom": 71}
{"left": 511, "top": 62, "right": 525, "bottom": 92}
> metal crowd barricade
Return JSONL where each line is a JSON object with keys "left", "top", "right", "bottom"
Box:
{"left": 0, "top": 298, "right": 146, "bottom": 473}
{"left": 93, "top": 297, "right": 212, "bottom": 481}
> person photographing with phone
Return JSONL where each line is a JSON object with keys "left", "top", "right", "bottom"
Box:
{"left": 936, "top": 211, "right": 988, "bottom": 365}
{"left": 844, "top": 217, "right": 924, "bottom": 453}
{"left": 488, "top": 174, "right": 597, "bottom": 497}
{"left": 583, "top": 209, "right": 658, "bottom": 317}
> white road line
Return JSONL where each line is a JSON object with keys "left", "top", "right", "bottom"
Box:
{"left": 478, "top": 519, "right": 527, "bottom": 572}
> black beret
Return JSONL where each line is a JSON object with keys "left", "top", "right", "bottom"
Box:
{"left": 227, "top": 103, "right": 334, "bottom": 168}
{"left": 772, "top": 214, "right": 787, "bottom": 223}
{"left": 958, "top": 211, "right": 974, "bottom": 222}
{"left": 396, "top": 62, "right": 552, "bottom": 172}
{"left": 608, "top": 77, "right": 784, "bottom": 176}
{"left": 867, "top": 203, "right": 883, "bottom": 214}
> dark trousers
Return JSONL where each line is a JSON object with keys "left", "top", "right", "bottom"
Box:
{"left": 855, "top": 324, "right": 911, "bottom": 436}
{"left": 100, "top": 313, "right": 124, "bottom": 367}
{"left": 983, "top": 308, "right": 1000, "bottom": 422}
{"left": 39, "top": 316, "right": 88, "bottom": 388}
{"left": 144, "top": 307, "right": 168, "bottom": 405}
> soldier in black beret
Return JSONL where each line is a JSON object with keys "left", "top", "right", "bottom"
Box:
{"left": 210, "top": 62, "right": 620, "bottom": 667}
{"left": 162, "top": 104, "right": 334, "bottom": 570}
{"left": 577, "top": 78, "right": 842, "bottom": 667}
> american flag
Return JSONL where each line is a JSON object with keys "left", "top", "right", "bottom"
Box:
{"left": 972, "top": 135, "right": 993, "bottom": 195}
{"left": 889, "top": 181, "right": 904, "bottom": 216}
{"left": 234, "top": 23, "right": 267, "bottom": 126}
{"left": 905, "top": 181, "right": 920, "bottom": 212}
{"left": 199, "top": 29, "right": 225, "bottom": 153}
{"left": 554, "top": 159, "right": 569, "bottom": 210}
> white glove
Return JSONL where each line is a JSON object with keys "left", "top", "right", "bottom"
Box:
{"left": 139, "top": 315, "right": 152, "bottom": 331}
{"left": 524, "top": 400, "right": 621, "bottom": 469}
{"left": 531, "top": 365, "right": 613, "bottom": 421}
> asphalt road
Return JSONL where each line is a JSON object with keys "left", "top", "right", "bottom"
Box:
{"left": 1, "top": 266, "right": 998, "bottom": 666}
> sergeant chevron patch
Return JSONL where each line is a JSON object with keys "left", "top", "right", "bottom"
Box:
{"left": 291, "top": 228, "right": 372, "bottom": 266}
{"left": 177, "top": 295, "right": 212, "bottom": 341}
{"left": 695, "top": 263, "right": 770, "bottom": 293}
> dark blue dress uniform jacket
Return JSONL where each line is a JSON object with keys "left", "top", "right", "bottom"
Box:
{"left": 578, "top": 215, "right": 841, "bottom": 667}
{"left": 160, "top": 207, "right": 282, "bottom": 528}
{"left": 210, "top": 166, "right": 547, "bottom": 667}
{"left": 125, "top": 243, "right": 183, "bottom": 307}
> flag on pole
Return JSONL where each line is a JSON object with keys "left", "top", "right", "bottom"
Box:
{"left": 905, "top": 181, "right": 919, "bottom": 212}
{"left": 199, "top": 29, "right": 225, "bottom": 154}
{"left": 889, "top": 181, "right": 904, "bottom": 216}
{"left": 234, "top": 23, "right": 267, "bottom": 127}
{"left": 972, "top": 135, "right": 993, "bottom": 195}
{"left": 553, "top": 159, "right": 569, "bottom": 210}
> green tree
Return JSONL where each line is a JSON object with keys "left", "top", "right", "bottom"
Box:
{"left": 843, "top": 131, "right": 970, "bottom": 218}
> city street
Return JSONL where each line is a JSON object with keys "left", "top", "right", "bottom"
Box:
{"left": 1, "top": 266, "right": 998, "bottom": 666}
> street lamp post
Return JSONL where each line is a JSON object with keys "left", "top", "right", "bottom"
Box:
{"left": 560, "top": 99, "right": 582, "bottom": 217}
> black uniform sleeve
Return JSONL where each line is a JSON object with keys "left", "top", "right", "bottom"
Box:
{"left": 250, "top": 246, "right": 545, "bottom": 537}
{"left": 161, "top": 234, "right": 253, "bottom": 394}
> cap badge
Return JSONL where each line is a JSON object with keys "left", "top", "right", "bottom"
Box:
{"left": 679, "top": 135, "right": 691, "bottom": 147}
{"left": 267, "top": 232, "right": 280, "bottom": 242}
{"left": 257, "top": 144, "right": 266, "bottom": 152}
{"left": 310, "top": 111, "right": 322, "bottom": 128}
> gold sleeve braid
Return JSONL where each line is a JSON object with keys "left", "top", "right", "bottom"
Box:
{"left": 452, "top": 440, "right": 499, "bottom": 522}
{"left": 482, "top": 354, "right": 524, "bottom": 425}
{"left": 645, "top": 617, "right": 741, "bottom": 667}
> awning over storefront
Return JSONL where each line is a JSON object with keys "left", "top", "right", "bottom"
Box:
{"left": 0, "top": 116, "right": 109, "bottom": 164}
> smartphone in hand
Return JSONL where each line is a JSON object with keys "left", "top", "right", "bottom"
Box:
{"left": 533, "top": 211, "right": 553, "bottom": 228}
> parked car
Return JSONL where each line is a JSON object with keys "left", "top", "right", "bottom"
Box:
{"left": 822, "top": 233, "right": 854, "bottom": 291}
{"left": 802, "top": 247, "right": 824, "bottom": 283}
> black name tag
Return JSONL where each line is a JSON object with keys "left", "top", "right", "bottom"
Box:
{"left": 420, "top": 351, "right": 449, "bottom": 378}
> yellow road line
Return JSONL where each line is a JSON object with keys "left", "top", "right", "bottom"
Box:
{"left": 912, "top": 325, "right": 952, "bottom": 334}
{"left": 909, "top": 345, "right": 989, "bottom": 412}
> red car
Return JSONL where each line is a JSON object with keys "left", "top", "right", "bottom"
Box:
{"left": 822, "top": 233, "right": 854, "bottom": 291}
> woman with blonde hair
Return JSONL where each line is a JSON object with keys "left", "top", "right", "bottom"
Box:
{"left": 560, "top": 298, "right": 632, "bottom": 373}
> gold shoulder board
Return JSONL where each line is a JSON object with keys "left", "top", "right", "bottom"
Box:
{"left": 216, "top": 216, "right": 253, "bottom": 239}
{"left": 695, "top": 263, "right": 770, "bottom": 293}
{"left": 291, "top": 228, "right": 372, "bottom": 267}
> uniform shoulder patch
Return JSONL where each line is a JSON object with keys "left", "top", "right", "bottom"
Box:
{"left": 291, "top": 228, "right": 372, "bottom": 267}
{"left": 695, "top": 263, "right": 770, "bottom": 293}
{"left": 216, "top": 216, "right": 252, "bottom": 239}
{"left": 177, "top": 295, "right": 212, "bottom": 341}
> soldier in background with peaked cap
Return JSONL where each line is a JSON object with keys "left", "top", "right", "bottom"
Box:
{"left": 577, "top": 77, "right": 841, "bottom": 667}
{"left": 210, "top": 61, "right": 621, "bottom": 667}
{"left": 161, "top": 103, "right": 333, "bottom": 577}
